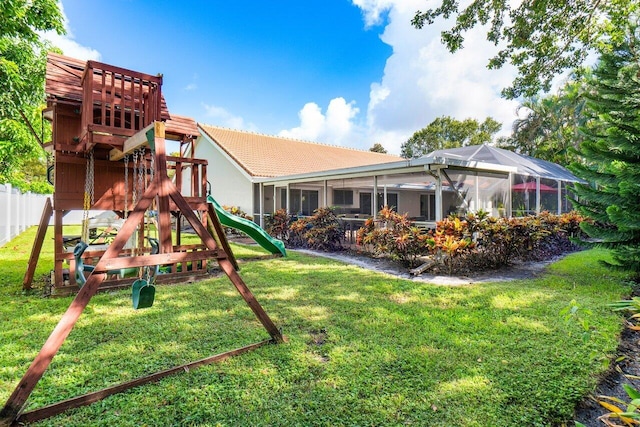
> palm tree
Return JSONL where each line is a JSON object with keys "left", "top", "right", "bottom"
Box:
{"left": 504, "top": 80, "right": 586, "bottom": 164}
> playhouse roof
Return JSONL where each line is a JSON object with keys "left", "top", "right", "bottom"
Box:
{"left": 198, "top": 124, "right": 401, "bottom": 178}
{"left": 45, "top": 52, "right": 199, "bottom": 139}
{"left": 427, "top": 144, "right": 583, "bottom": 182}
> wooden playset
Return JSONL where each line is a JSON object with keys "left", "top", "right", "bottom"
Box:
{"left": 22, "top": 53, "right": 220, "bottom": 294}
{"left": 0, "top": 53, "right": 284, "bottom": 426}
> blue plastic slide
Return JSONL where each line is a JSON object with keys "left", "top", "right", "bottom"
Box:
{"left": 207, "top": 196, "right": 286, "bottom": 256}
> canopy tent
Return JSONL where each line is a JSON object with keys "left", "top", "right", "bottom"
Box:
{"left": 512, "top": 182, "right": 557, "bottom": 192}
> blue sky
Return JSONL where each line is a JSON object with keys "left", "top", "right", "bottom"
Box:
{"left": 46, "top": 1, "right": 522, "bottom": 154}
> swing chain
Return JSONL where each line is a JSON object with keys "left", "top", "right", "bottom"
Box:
{"left": 132, "top": 149, "right": 138, "bottom": 208}
{"left": 81, "top": 149, "right": 94, "bottom": 242}
{"left": 89, "top": 150, "right": 94, "bottom": 205}
{"left": 137, "top": 148, "right": 145, "bottom": 199}
{"left": 124, "top": 154, "right": 129, "bottom": 218}
{"left": 149, "top": 149, "right": 155, "bottom": 184}
{"left": 149, "top": 150, "right": 158, "bottom": 239}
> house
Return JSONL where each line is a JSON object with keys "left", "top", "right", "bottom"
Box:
{"left": 195, "top": 124, "right": 400, "bottom": 221}
{"left": 192, "top": 125, "right": 584, "bottom": 228}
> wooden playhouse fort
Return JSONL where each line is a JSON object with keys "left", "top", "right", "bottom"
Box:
{"left": 1, "top": 54, "right": 284, "bottom": 425}
{"left": 27, "top": 53, "right": 214, "bottom": 293}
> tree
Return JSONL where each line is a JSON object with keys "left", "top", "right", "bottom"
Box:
{"left": 412, "top": 0, "right": 638, "bottom": 98}
{"left": 498, "top": 79, "right": 587, "bottom": 164}
{"left": 0, "top": 0, "right": 64, "bottom": 118}
{"left": 401, "top": 116, "right": 501, "bottom": 158}
{"left": 569, "top": 23, "right": 640, "bottom": 274}
{"left": 0, "top": 0, "right": 64, "bottom": 188}
{"left": 369, "top": 143, "right": 387, "bottom": 153}
{"left": 0, "top": 105, "right": 53, "bottom": 193}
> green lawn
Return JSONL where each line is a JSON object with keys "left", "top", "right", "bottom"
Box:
{"left": 0, "top": 226, "right": 633, "bottom": 426}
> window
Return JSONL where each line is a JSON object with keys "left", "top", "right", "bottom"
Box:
{"left": 253, "top": 183, "right": 260, "bottom": 213}
{"left": 377, "top": 193, "right": 398, "bottom": 212}
{"left": 290, "top": 189, "right": 319, "bottom": 216}
{"left": 333, "top": 189, "right": 353, "bottom": 205}
{"left": 420, "top": 194, "right": 436, "bottom": 221}
{"left": 302, "top": 190, "right": 318, "bottom": 216}
{"left": 360, "top": 192, "right": 372, "bottom": 215}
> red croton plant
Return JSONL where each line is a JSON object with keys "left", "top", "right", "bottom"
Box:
{"left": 356, "top": 208, "right": 588, "bottom": 273}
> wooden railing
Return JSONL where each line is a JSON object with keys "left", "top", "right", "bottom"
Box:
{"left": 170, "top": 155, "right": 208, "bottom": 199}
{"left": 81, "top": 61, "right": 162, "bottom": 137}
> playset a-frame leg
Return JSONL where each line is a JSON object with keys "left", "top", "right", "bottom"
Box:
{"left": 0, "top": 122, "right": 284, "bottom": 426}
{"left": 22, "top": 197, "right": 53, "bottom": 290}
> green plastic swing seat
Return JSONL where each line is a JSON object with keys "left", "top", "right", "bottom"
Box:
{"left": 131, "top": 238, "right": 159, "bottom": 309}
{"left": 131, "top": 278, "right": 155, "bottom": 309}
{"left": 73, "top": 238, "right": 159, "bottom": 309}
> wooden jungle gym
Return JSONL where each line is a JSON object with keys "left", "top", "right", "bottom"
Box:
{"left": 0, "top": 53, "right": 284, "bottom": 426}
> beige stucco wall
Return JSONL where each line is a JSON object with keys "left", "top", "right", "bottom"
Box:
{"left": 325, "top": 187, "right": 426, "bottom": 218}
{"left": 396, "top": 191, "right": 420, "bottom": 216}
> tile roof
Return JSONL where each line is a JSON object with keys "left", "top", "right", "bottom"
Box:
{"left": 199, "top": 124, "right": 401, "bottom": 178}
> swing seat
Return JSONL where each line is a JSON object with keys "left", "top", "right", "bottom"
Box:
{"left": 132, "top": 237, "right": 159, "bottom": 309}
{"left": 132, "top": 278, "right": 155, "bottom": 309}
{"left": 73, "top": 242, "right": 91, "bottom": 288}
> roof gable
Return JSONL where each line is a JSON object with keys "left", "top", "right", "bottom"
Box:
{"left": 198, "top": 124, "right": 400, "bottom": 178}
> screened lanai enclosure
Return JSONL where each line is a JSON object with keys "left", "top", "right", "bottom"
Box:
{"left": 253, "top": 144, "right": 584, "bottom": 229}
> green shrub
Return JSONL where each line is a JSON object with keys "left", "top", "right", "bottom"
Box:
{"left": 425, "top": 216, "right": 476, "bottom": 273}
{"left": 303, "top": 207, "right": 343, "bottom": 251}
{"left": 221, "top": 205, "right": 254, "bottom": 237}
{"left": 356, "top": 206, "right": 431, "bottom": 267}
{"left": 287, "top": 216, "right": 310, "bottom": 248}
{"left": 445, "top": 211, "right": 588, "bottom": 272}
{"left": 282, "top": 207, "right": 344, "bottom": 251}
{"left": 265, "top": 208, "right": 290, "bottom": 241}
{"left": 357, "top": 210, "right": 588, "bottom": 273}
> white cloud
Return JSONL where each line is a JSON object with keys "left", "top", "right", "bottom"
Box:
{"left": 325, "top": 98, "right": 360, "bottom": 144}
{"left": 42, "top": 31, "right": 101, "bottom": 60}
{"left": 284, "top": 1, "right": 521, "bottom": 155}
{"left": 40, "top": 2, "right": 100, "bottom": 60}
{"left": 184, "top": 73, "right": 199, "bottom": 91}
{"left": 279, "top": 98, "right": 361, "bottom": 146}
{"left": 202, "top": 103, "right": 252, "bottom": 130}
{"left": 351, "top": 0, "right": 394, "bottom": 27}
{"left": 353, "top": 0, "right": 520, "bottom": 154}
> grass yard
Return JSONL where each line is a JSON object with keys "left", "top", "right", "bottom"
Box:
{"left": 0, "top": 226, "right": 634, "bottom": 426}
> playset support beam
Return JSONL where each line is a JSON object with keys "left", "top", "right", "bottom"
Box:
{"left": 22, "top": 197, "right": 53, "bottom": 290}
{"left": 15, "top": 339, "right": 273, "bottom": 424}
{"left": 108, "top": 122, "right": 156, "bottom": 161}
{"left": 0, "top": 122, "right": 284, "bottom": 426}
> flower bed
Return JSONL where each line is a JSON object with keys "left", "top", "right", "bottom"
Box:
{"left": 356, "top": 208, "right": 588, "bottom": 274}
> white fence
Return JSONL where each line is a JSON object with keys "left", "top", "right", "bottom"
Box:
{"left": 0, "top": 184, "right": 52, "bottom": 246}
{"left": 0, "top": 184, "right": 102, "bottom": 246}
{"left": 0, "top": 184, "right": 54, "bottom": 246}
